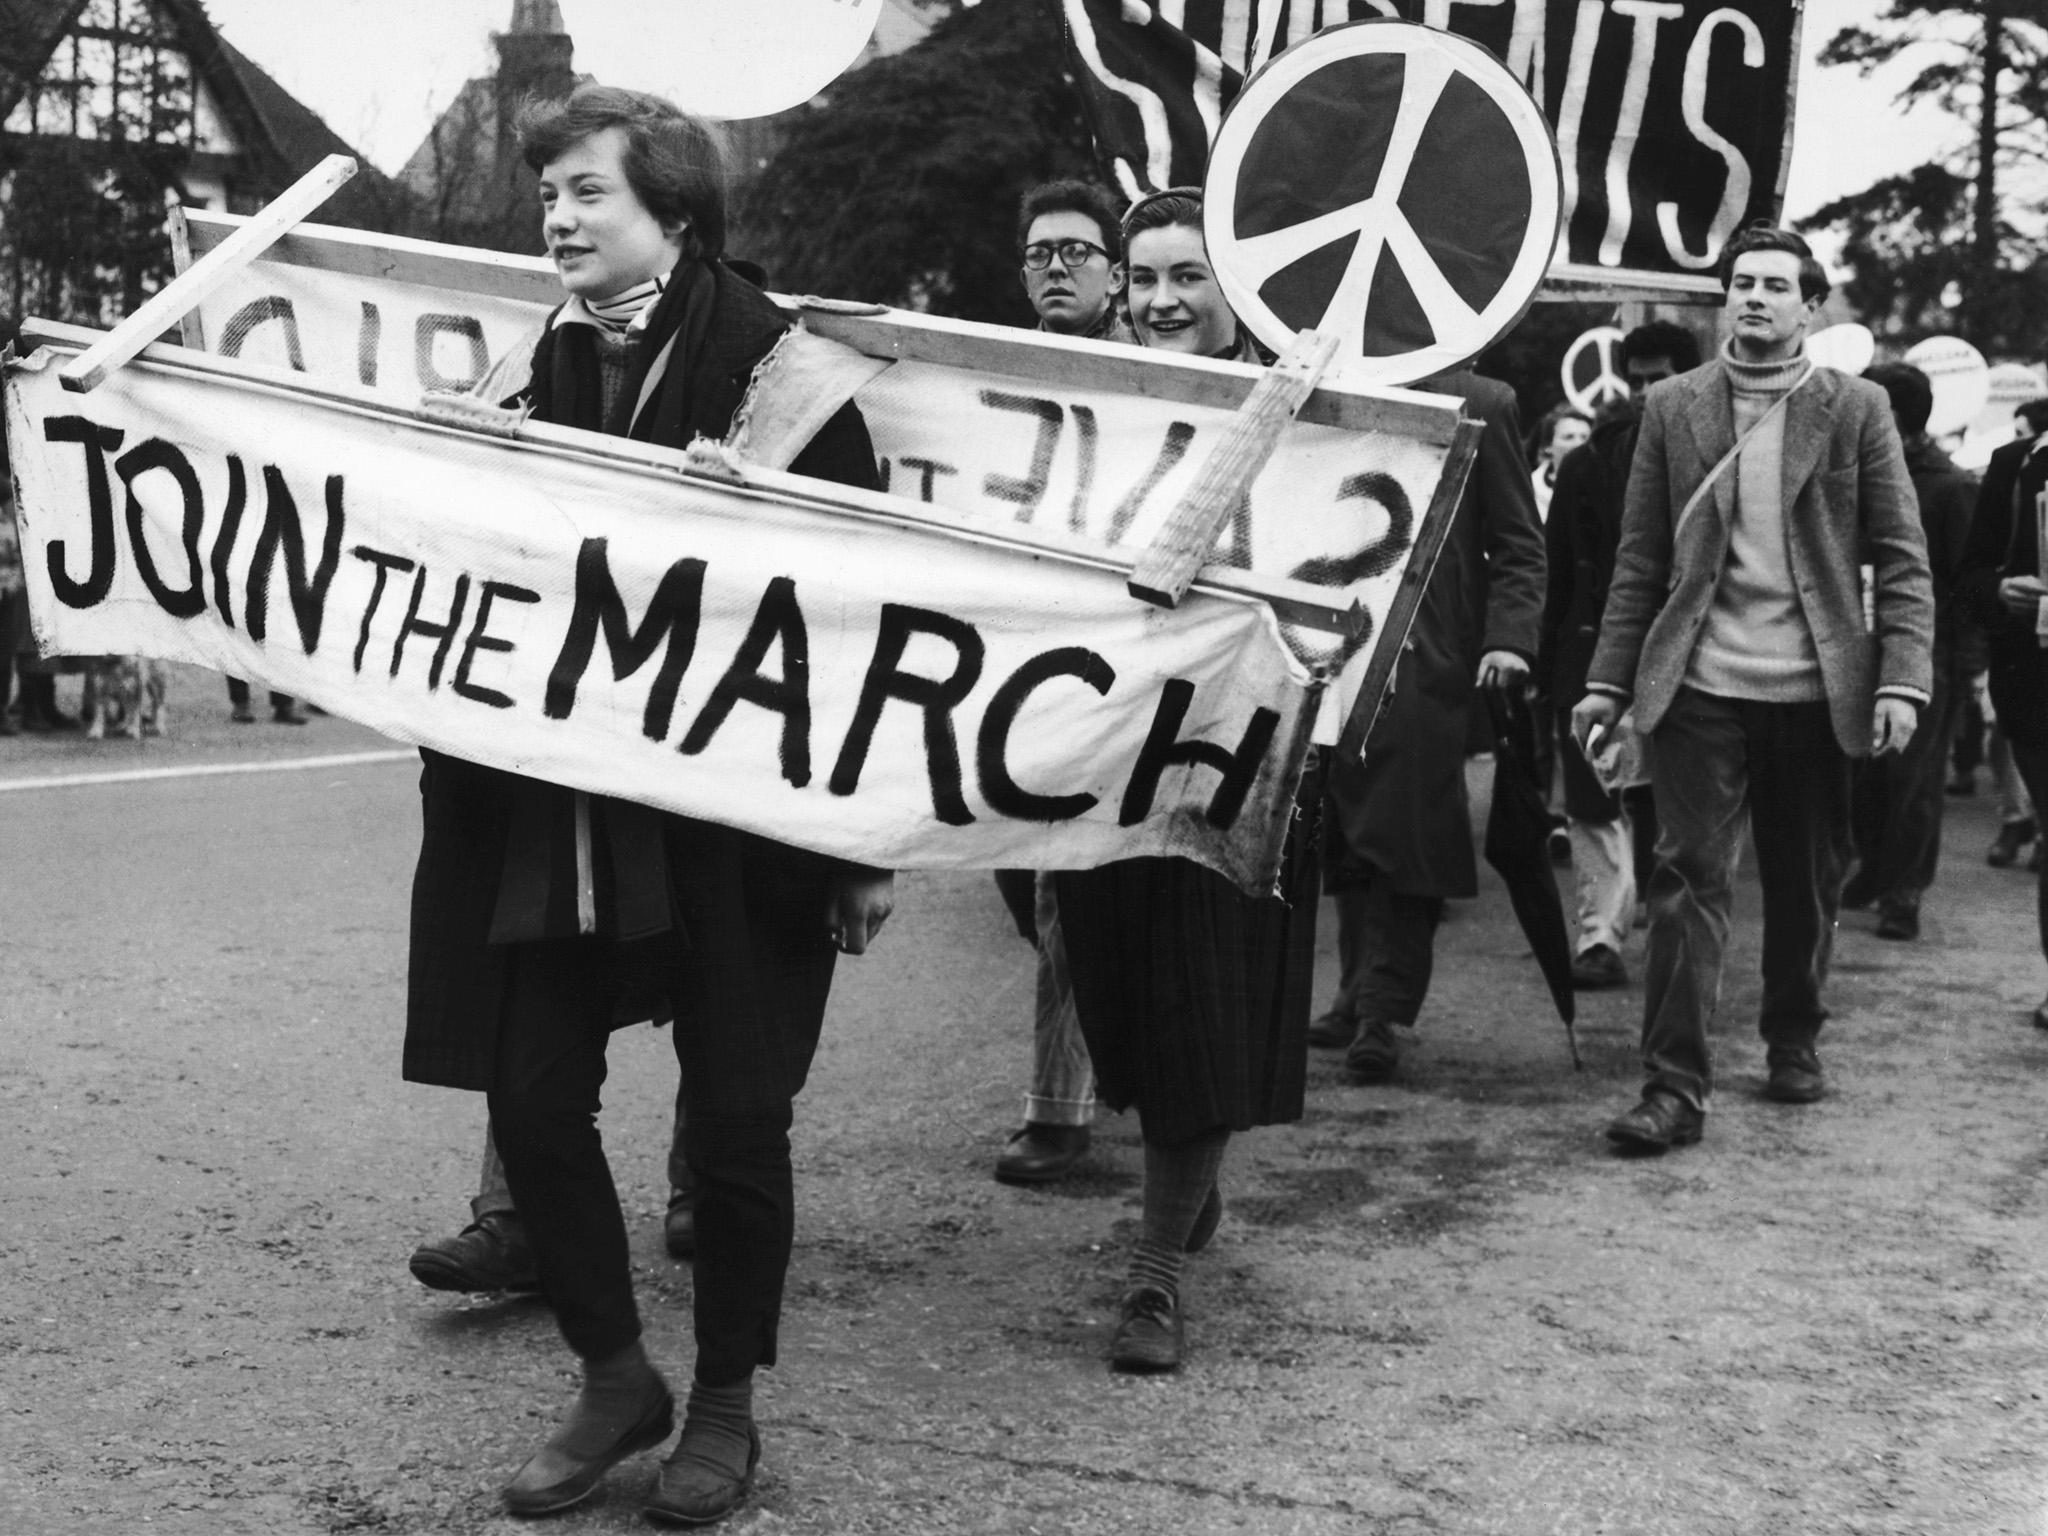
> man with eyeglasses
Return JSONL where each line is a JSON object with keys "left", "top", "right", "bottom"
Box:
{"left": 1016, "top": 178, "right": 1133, "bottom": 345}
{"left": 989, "top": 180, "right": 1131, "bottom": 1189}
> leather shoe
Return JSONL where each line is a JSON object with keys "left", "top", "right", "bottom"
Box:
{"left": 1765, "top": 1052, "right": 1825, "bottom": 1104}
{"left": 1110, "top": 1286, "right": 1184, "bottom": 1373}
{"left": 503, "top": 1380, "right": 675, "bottom": 1517}
{"left": 664, "top": 1186, "right": 695, "bottom": 1260}
{"left": 994, "top": 1123, "right": 1089, "bottom": 1185}
{"left": 1605, "top": 1091, "right": 1703, "bottom": 1152}
{"left": 1305, "top": 1008, "right": 1357, "bottom": 1049}
{"left": 1874, "top": 900, "right": 1919, "bottom": 941}
{"left": 1989, "top": 818, "right": 2035, "bottom": 868}
{"left": 409, "top": 1212, "right": 539, "bottom": 1293}
{"left": 1342, "top": 1018, "right": 1400, "bottom": 1083}
{"left": 1570, "top": 943, "right": 1627, "bottom": 989}
{"left": 645, "top": 1425, "right": 760, "bottom": 1527}
{"left": 2032, "top": 997, "right": 2048, "bottom": 1031}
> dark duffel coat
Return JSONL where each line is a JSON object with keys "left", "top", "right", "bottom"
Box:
{"left": 1325, "top": 371, "right": 1547, "bottom": 899}
{"left": 402, "top": 260, "right": 881, "bottom": 1092}
{"left": 1539, "top": 413, "right": 1638, "bottom": 713}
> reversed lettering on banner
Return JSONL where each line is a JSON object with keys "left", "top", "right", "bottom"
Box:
{"left": 3, "top": 347, "right": 1318, "bottom": 890}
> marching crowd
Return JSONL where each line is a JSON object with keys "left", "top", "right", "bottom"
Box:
{"left": 14, "top": 77, "right": 2034, "bottom": 1528}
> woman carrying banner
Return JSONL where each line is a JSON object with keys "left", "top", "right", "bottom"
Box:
{"left": 401, "top": 85, "right": 892, "bottom": 1524}
{"left": 1053, "top": 187, "right": 1321, "bottom": 1374}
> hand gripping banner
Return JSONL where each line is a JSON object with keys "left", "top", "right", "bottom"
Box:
{"left": 3, "top": 335, "right": 1323, "bottom": 891}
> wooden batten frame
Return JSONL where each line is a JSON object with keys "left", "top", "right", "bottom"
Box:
{"left": 1537, "top": 261, "right": 1723, "bottom": 306}
{"left": 16, "top": 317, "right": 1368, "bottom": 641}
{"left": 62, "top": 156, "right": 357, "bottom": 394}
{"left": 1127, "top": 329, "right": 1339, "bottom": 610}
{"left": 1335, "top": 415, "right": 1485, "bottom": 760}
{"left": 179, "top": 209, "right": 1464, "bottom": 445}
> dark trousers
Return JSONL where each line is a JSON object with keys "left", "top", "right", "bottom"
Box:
{"left": 488, "top": 865, "right": 834, "bottom": 1383}
{"left": 1850, "top": 671, "right": 1960, "bottom": 906}
{"left": 1641, "top": 689, "right": 1851, "bottom": 1109}
{"left": 1989, "top": 653, "right": 2048, "bottom": 964}
{"left": 225, "top": 677, "right": 295, "bottom": 711}
{"left": 1330, "top": 875, "right": 1445, "bottom": 1027}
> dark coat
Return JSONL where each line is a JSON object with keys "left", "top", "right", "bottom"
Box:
{"left": 1539, "top": 413, "right": 1638, "bottom": 710}
{"left": 1956, "top": 436, "right": 2048, "bottom": 752}
{"left": 403, "top": 262, "right": 882, "bottom": 1092}
{"left": 1899, "top": 434, "right": 1977, "bottom": 670}
{"left": 1587, "top": 360, "right": 1934, "bottom": 756}
{"left": 1326, "top": 371, "right": 1547, "bottom": 899}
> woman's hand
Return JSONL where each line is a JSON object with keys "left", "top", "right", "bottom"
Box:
{"left": 825, "top": 872, "right": 895, "bottom": 955}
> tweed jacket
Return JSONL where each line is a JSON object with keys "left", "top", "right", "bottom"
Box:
{"left": 1585, "top": 358, "right": 1934, "bottom": 756}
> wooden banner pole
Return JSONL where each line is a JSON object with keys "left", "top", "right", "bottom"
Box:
{"left": 59, "top": 154, "right": 357, "bottom": 394}
{"left": 1127, "top": 329, "right": 1339, "bottom": 610}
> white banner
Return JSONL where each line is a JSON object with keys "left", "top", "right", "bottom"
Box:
{"left": 183, "top": 222, "right": 1464, "bottom": 738}
{"left": 4, "top": 345, "right": 1318, "bottom": 890}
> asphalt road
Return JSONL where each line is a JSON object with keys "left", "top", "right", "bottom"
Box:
{"left": 3, "top": 664, "right": 2047, "bottom": 1535}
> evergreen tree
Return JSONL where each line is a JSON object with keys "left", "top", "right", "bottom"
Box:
{"left": 1799, "top": 0, "right": 2048, "bottom": 357}
{"left": 740, "top": 0, "right": 1100, "bottom": 325}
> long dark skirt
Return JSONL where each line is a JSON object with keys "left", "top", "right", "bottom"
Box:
{"left": 1055, "top": 769, "right": 1322, "bottom": 1145}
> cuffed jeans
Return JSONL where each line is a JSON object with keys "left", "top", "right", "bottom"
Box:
{"left": 1640, "top": 688, "right": 1851, "bottom": 1110}
{"left": 1023, "top": 871, "right": 1094, "bottom": 1127}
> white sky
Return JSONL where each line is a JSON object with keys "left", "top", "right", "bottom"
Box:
{"left": 202, "top": 0, "right": 1962, "bottom": 216}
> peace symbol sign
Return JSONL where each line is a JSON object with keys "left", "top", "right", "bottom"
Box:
{"left": 1203, "top": 21, "right": 1562, "bottom": 387}
{"left": 1562, "top": 326, "right": 1628, "bottom": 414}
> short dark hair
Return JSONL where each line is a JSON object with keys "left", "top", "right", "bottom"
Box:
{"left": 1864, "top": 362, "right": 1935, "bottom": 437}
{"left": 1620, "top": 319, "right": 1701, "bottom": 374}
{"left": 1017, "top": 179, "right": 1124, "bottom": 262}
{"left": 518, "top": 84, "right": 732, "bottom": 261}
{"left": 2018, "top": 398, "right": 2048, "bottom": 435}
{"left": 1717, "top": 221, "right": 1830, "bottom": 305}
{"left": 1120, "top": 186, "right": 1204, "bottom": 248}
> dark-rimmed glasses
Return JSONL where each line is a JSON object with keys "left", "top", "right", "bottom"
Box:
{"left": 1022, "top": 239, "right": 1110, "bottom": 271}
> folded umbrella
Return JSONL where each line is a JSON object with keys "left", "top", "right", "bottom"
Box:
{"left": 1481, "top": 689, "right": 1581, "bottom": 1068}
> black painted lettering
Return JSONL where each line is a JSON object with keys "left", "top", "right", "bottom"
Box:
{"left": 40, "top": 416, "right": 124, "bottom": 608}
{"left": 829, "top": 604, "right": 985, "bottom": 825}
{"left": 1287, "top": 472, "right": 1414, "bottom": 587}
{"left": 416, "top": 313, "right": 488, "bottom": 393}
{"left": 209, "top": 456, "right": 247, "bottom": 628}
{"left": 220, "top": 296, "right": 307, "bottom": 371}
{"left": 679, "top": 576, "right": 812, "bottom": 787}
{"left": 453, "top": 581, "right": 541, "bottom": 710}
{"left": 978, "top": 391, "right": 1064, "bottom": 519}
{"left": 976, "top": 646, "right": 1115, "bottom": 822}
{"left": 1117, "top": 679, "right": 1281, "bottom": 831}
{"left": 390, "top": 566, "right": 471, "bottom": 689}
{"left": 1106, "top": 422, "right": 1197, "bottom": 544}
{"left": 897, "top": 456, "right": 958, "bottom": 503}
{"left": 245, "top": 469, "right": 345, "bottom": 655}
{"left": 350, "top": 546, "right": 415, "bottom": 674}
{"left": 543, "top": 538, "right": 705, "bottom": 740}
{"left": 357, "top": 302, "right": 381, "bottom": 387}
{"left": 1064, "top": 405, "right": 1098, "bottom": 533}
{"left": 114, "top": 439, "right": 206, "bottom": 619}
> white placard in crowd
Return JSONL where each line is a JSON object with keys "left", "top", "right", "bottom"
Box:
{"left": 1804, "top": 323, "right": 1875, "bottom": 377}
{"left": 1561, "top": 326, "right": 1627, "bottom": 414}
{"left": 4, "top": 342, "right": 1321, "bottom": 891}
{"left": 1904, "top": 335, "right": 1991, "bottom": 438}
{"left": 573, "top": 0, "right": 888, "bottom": 120}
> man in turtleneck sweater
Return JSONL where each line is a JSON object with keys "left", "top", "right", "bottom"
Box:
{"left": 1572, "top": 224, "right": 1934, "bottom": 1153}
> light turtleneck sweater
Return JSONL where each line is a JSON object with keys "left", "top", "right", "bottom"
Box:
{"left": 1683, "top": 342, "right": 1823, "bottom": 704}
{"left": 559, "top": 275, "right": 667, "bottom": 425}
